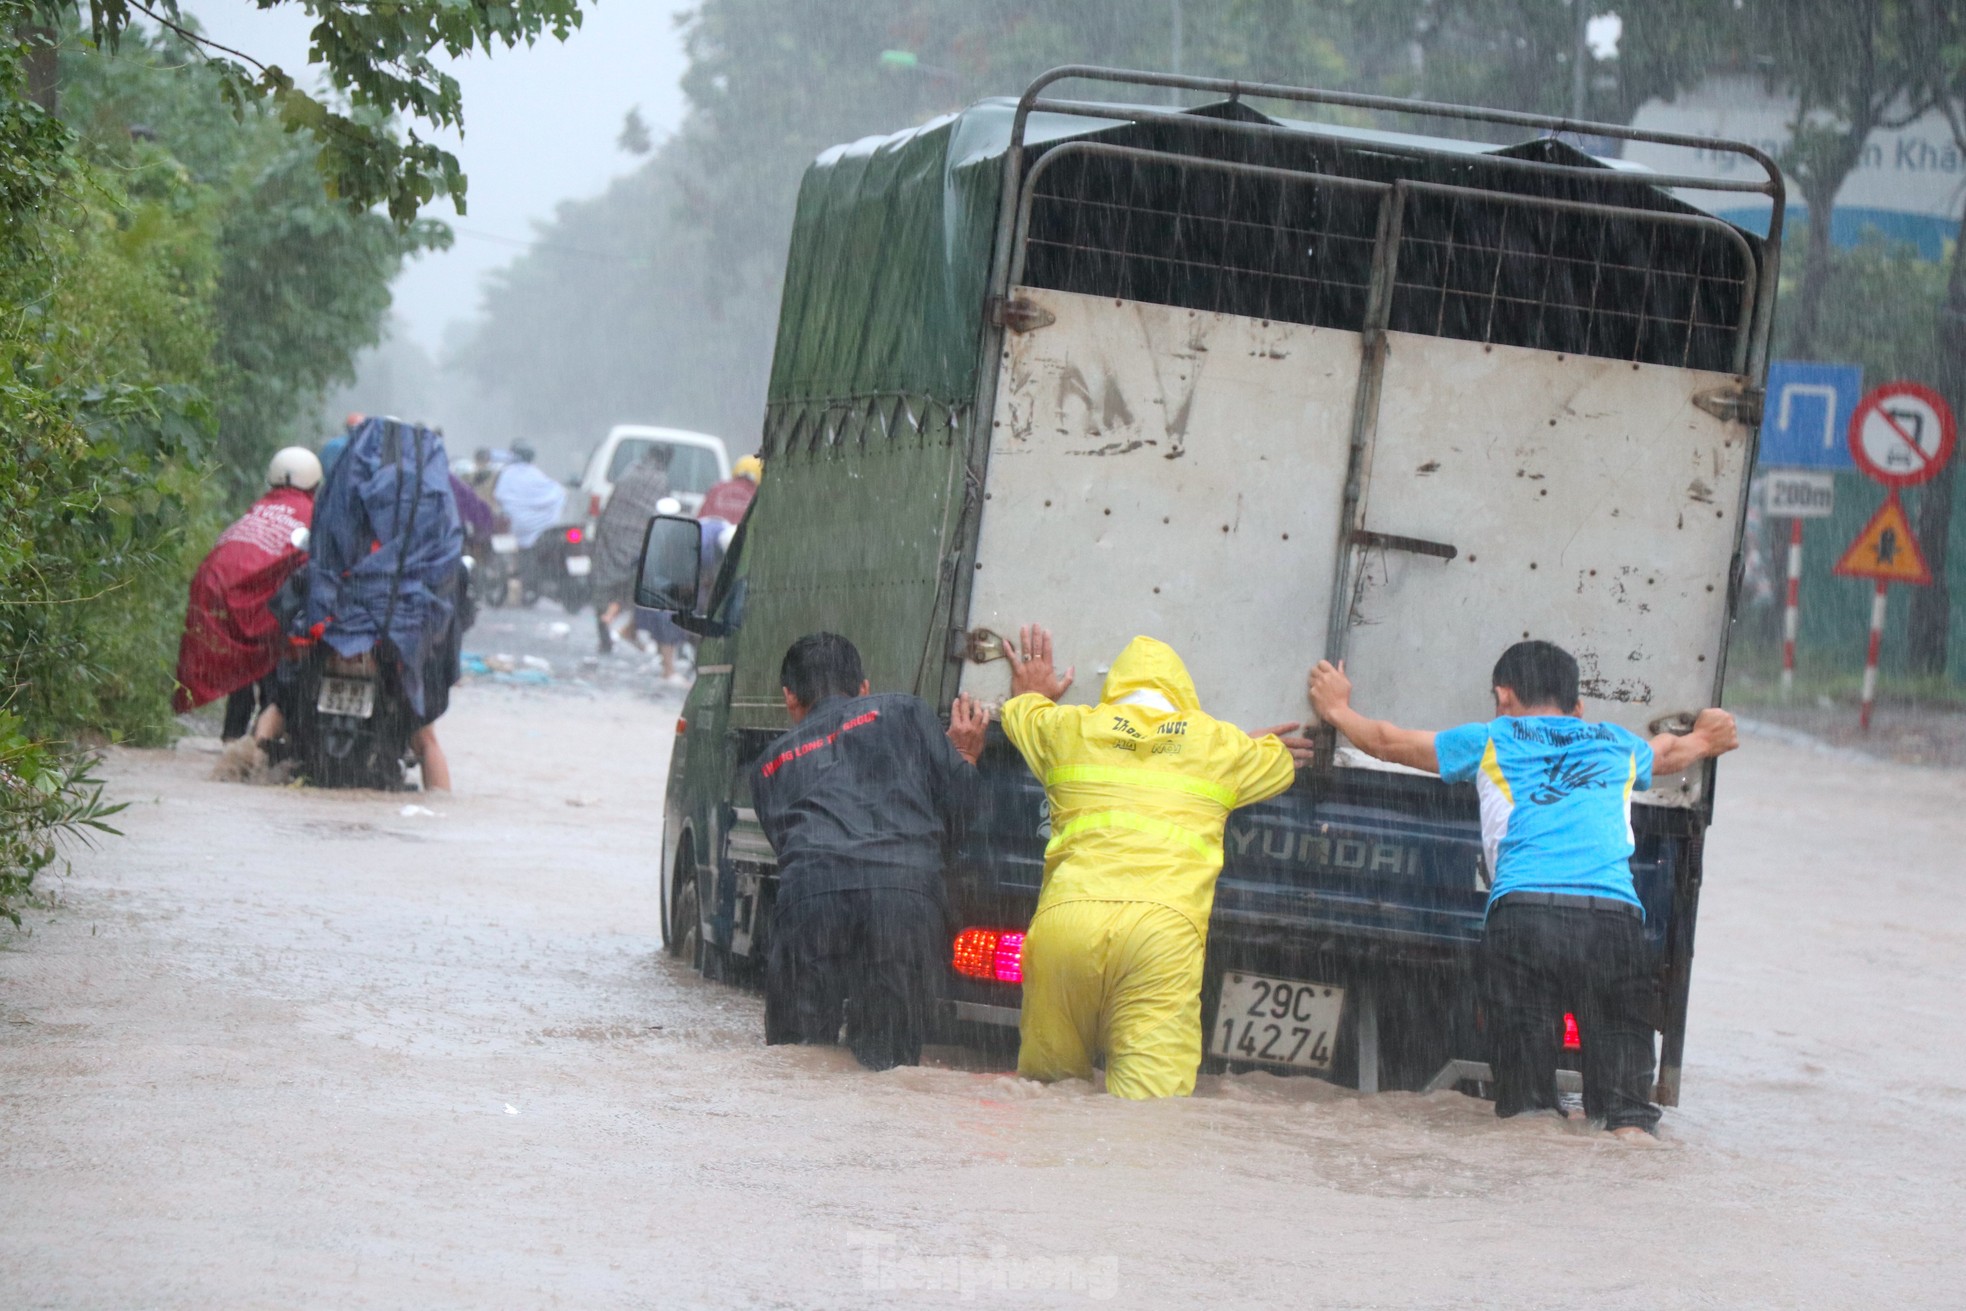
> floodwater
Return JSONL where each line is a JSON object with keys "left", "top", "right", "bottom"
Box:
{"left": 2, "top": 613, "right": 1961, "bottom": 1307}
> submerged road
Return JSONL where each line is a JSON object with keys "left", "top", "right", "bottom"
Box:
{"left": 2, "top": 644, "right": 1961, "bottom": 1307}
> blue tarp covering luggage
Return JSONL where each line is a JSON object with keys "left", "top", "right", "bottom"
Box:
{"left": 300, "top": 417, "right": 464, "bottom": 718}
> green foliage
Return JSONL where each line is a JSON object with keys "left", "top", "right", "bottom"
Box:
{"left": 0, "top": 709, "right": 124, "bottom": 926}
{"left": 55, "top": 27, "right": 448, "bottom": 495}
{"left": 33, "top": 0, "right": 586, "bottom": 222}
{"left": 0, "top": 6, "right": 547, "bottom": 920}
{"left": 0, "top": 5, "right": 187, "bottom": 915}
{"left": 0, "top": 15, "right": 436, "bottom": 757}
{"left": 1772, "top": 227, "right": 1949, "bottom": 382}
{"left": 1393, "top": 0, "right": 1740, "bottom": 122}
{"left": 1730, "top": 0, "right": 1935, "bottom": 358}
{"left": 0, "top": 117, "right": 222, "bottom": 743}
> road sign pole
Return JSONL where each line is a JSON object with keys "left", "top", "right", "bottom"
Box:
{"left": 1860, "top": 580, "right": 1888, "bottom": 732}
{"left": 1781, "top": 517, "right": 1803, "bottom": 700}
{"left": 1837, "top": 381, "right": 1952, "bottom": 731}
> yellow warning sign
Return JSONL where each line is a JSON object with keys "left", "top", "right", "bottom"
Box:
{"left": 1833, "top": 492, "right": 1933, "bottom": 585}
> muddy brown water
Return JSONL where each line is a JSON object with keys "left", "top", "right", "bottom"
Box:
{"left": 2, "top": 674, "right": 1962, "bottom": 1307}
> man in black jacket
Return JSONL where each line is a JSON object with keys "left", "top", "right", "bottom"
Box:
{"left": 753, "top": 632, "right": 988, "bottom": 1070}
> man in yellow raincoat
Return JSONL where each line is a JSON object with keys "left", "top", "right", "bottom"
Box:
{"left": 999, "top": 624, "right": 1312, "bottom": 1098}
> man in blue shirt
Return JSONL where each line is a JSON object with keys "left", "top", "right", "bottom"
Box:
{"left": 1309, "top": 640, "right": 1737, "bottom": 1137}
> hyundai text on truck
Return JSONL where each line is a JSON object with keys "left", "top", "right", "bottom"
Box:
{"left": 641, "top": 68, "right": 1784, "bottom": 1103}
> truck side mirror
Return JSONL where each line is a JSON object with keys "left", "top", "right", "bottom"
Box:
{"left": 635, "top": 514, "right": 704, "bottom": 614}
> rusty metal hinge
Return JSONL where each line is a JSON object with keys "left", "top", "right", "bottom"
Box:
{"left": 1693, "top": 384, "right": 1762, "bottom": 427}
{"left": 986, "top": 295, "right": 1056, "bottom": 333}
{"left": 950, "top": 626, "right": 1009, "bottom": 663}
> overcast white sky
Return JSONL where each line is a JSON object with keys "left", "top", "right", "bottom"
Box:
{"left": 185, "top": 2, "right": 694, "bottom": 353}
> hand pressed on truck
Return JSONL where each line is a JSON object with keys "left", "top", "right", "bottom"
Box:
{"left": 1304, "top": 640, "right": 1737, "bottom": 1137}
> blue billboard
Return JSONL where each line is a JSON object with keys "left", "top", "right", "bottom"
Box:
{"left": 1758, "top": 361, "right": 1862, "bottom": 470}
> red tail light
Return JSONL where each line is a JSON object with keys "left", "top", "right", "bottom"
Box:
{"left": 993, "top": 931, "right": 1025, "bottom": 984}
{"left": 1563, "top": 1012, "right": 1581, "bottom": 1050}
{"left": 952, "top": 927, "right": 1025, "bottom": 983}
{"left": 565, "top": 526, "right": 584, "bottom": 544}
{"left": 675, "top": 717, "right": 686, "bottom": 735}
{"left": 587, "top": 493, "right": 602, "bottom": 518}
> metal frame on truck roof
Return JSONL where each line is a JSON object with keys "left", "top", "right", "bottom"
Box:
{"left": 944, "top": 66, "right": 1787, "bottom": 727}
{"left": 985, "top": 65, "right": 1787, "bottom": 371}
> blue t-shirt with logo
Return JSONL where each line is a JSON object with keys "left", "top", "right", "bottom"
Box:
{"left": 1435, "top": 716, "right": 1654, "bottom": 909}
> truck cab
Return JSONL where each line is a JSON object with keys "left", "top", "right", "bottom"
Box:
{"left": 649, "top": 67, "right": 1783, "bottom": 1102}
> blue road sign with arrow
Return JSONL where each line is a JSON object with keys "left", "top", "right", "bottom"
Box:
{"left": 1758, "top": 361, "right": 1862, "bottom": 470}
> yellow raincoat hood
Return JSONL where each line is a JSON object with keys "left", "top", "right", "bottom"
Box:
{"left": 1099, "top": 636, "right": 1201, "bottom": 715}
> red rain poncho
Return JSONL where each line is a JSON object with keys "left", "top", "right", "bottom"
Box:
{"left": 171, "top": 486, "right": 314, "bottom": 712}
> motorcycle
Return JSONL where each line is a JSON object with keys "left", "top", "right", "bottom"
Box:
{"left": 264, "top": 415, "right": 464, "bottom": 791}
{"left": 277, "top": 645, "right": 419, "bottom": 791}
{"left": 481, "top": 521, "right": 591, "bottom": 612}
{"left": 526, "top": 522, "right": 593, "bottom": 612}
{"left": 477, "top": 517, "right": 520, "bottom": 608}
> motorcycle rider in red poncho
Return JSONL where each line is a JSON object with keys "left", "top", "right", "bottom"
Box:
{"left": 172, "top": 447, "right": 322, "bottom": 739}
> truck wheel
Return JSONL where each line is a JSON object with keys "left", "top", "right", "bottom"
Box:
{"left": 669, "top": 874, "right": 701, "bottom": 963}
{"left": 668, "top": 852, "right": 732, "bottom": 981}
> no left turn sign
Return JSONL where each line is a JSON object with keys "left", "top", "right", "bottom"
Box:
{"left": 1848, "top": 381, "right": 1955, "bottom": 488}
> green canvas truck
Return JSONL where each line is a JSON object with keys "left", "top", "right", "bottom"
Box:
{"left": 637, "top": 67, "right": 1783, "bottom": 1099}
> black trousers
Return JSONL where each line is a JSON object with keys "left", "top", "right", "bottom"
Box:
{"left": 765, "top": 887, "right": 942, "bottom": 1072}
{"left": 220, "top": 676, "right": 276, "bottom": 741}
{"left": 1479, "top": 900, "right": 1662, "bottom": 1132}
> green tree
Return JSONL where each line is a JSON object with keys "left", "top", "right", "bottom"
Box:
{"left": 55, "top": 25, "right": 447, "bottom": 493}
{"left": 1, "top": 5, "right": 219, "bottom": 931}
{"left": 1899, "top": 0, "right": 1966, "bottom": 677}
{"left": 1741, "top": 0, "right": 1930, "bottom": 360}
{"left": 1399, "top": 0, "right": 1738, "bottom": 122}
{"left": 30, "top": 0, "right": 588, "bottom": 221}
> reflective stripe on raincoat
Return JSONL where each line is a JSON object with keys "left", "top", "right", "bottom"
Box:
{"left": 998, "top": 635, "right": 1296, "bottom": 939}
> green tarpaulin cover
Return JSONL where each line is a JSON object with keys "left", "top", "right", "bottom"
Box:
{"left": 765, "top": 100, "right": 1122, "bottom": 410}
{"left": 766, "top": 96, "right": 1758, "bottom": 410}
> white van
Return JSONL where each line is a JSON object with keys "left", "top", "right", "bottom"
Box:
{"left": 578, "top": 425, "right": 731, "bottom": 521}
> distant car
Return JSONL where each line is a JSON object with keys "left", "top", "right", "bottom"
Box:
{"left": 578, "top": 426, "right": 730, "bottom": 522}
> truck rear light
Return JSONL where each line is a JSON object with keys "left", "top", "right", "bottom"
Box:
{"left": 993, "top": 931, "right": 1025, "bottom": 984}
{"left": 1563, "top": 1012, "right": 1581, "bottom": 1050}
{"left": 952, "top": 927, "right": 1024, "bottom": 983}
{"left": 588, "top": 493, "right": 602, "bottom": 519}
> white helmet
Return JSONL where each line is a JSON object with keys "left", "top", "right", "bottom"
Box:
{"left": 267, "top": 446, "right": 323, "bottom": 492}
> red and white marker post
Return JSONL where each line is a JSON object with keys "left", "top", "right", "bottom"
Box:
{"left": 1763, "top": 470, "right": 1836, "bottom": 701}
{"left": 1782, "top": 517, "right": 1804, "bottom": 699}
{"left": 1860, "top": 579, "right": 1888, "bottom": 730}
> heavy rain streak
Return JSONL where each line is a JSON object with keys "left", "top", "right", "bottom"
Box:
{"left": 5, "top": 2, "right": 1966, "bottom": 1306}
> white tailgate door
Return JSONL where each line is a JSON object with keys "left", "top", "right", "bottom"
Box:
{"left": 962, "top": 287, "right": 1359, "bottom": 730}
{"left": 1338, "top": 334, "right": 1750, "bottom": 806}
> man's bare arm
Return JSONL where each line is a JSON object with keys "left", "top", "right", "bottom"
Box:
{"left": 1649, "top": 708, "right": 1739, "bottom": 775}
{"left": 1307, "top": 660, "right": 1438, "bottom": 774}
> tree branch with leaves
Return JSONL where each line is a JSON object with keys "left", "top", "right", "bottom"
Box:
{"left": 31, "top": 0, "right": 588, "bottom": 222}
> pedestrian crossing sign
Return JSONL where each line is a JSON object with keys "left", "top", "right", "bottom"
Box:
{"left": 1832, "top": 491, "right": 1933, "bottom": 585}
